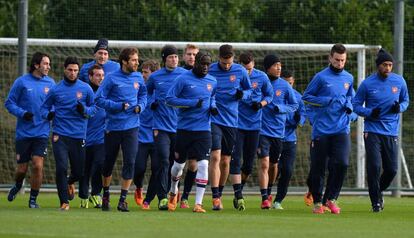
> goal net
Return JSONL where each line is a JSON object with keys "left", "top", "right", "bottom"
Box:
{"left": 0, "top": 38, "right": 390, "bottom": 191}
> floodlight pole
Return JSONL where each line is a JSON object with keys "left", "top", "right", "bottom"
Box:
{"left": 18, "top": 0, "right": 28, "bottom": 76}
{"left": 392, "top": 0, "right": 404, "bottom": 198}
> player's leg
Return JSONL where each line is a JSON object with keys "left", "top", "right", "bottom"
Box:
{"left": 192, "top": 131, "right": 211, "bottom": 213}
{"left": 101, "top": 130, "right": 121, "bottom": 211}
{"left": 378, "top": 135, "right": 398, "bottom": 211}
{"left": 267, "top": 138, "right": 282, "bottom": 202}
{"left": 180, "top": 159, "right": 197, "bottom": 208}
{"left": 89, "top": 144, "right": 105, "bottom": 208}
{"left": 209, "top": 123, "right": 223, "bottom": 210}
{"left": 79, "top": 145, "right": 93, "bottom": 208}
{"left": 219, "top": 125, "right": 237, "bottom": 208}
{"left": 257, "top": 135, "right": 271, "bottom": 209}
{"left": 153, "top": 130, "right": 172, "bottom": 210}
{"left": 310, "top": 136, "right": 329, "bottom": 214}
{"left": 230, "top": 129, "right": 245, "bottom": 210}
{"left": 117, "top": 127, "right": 139, "bottom": 212}
{"left": 134, "top": 142, "right": 149, "bottom": 206}
{"left": 67, "top": 138, "right": 86, "bottom": 204}
{"left": 240, "top": 130, "right": 260, "bottom": 190}
{"left": 52, "top": 134, "right": 70, "bottom": 210}
{"left": 274, "top": 141, "right": 296, "bottom": 209}
{"left": 27, "top": 138, "right": 47, "bottom": 208}
{"left": 8, "top": 139, "right": 31, "bottom": 202}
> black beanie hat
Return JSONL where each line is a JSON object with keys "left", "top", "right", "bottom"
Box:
{"left": 161, "top": 45, "right": 178, "bottom": 62}
{"left": 263, "top": 54, "right": 281, "bottom": 71}
{"left": 94, "top": 38, "right": 109, "bottom": 53}
{"left": 376, "top": 49, "right": 394, "bottom": 66}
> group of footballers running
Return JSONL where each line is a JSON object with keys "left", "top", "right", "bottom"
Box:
{"left": 5, "top": 39, "right": 409, "bottom": 214}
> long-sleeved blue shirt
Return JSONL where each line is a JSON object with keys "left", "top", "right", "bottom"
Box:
{"left": 283, "top": 89, "right": 306, "bottom": 142}
{"left": 146, "top": 67, "right": 187, "bottom": 133}
{"left": 302, "top": 66, "right": 354, "bottom": 139}
{"left": 41, "top": 79, "right": 95, "bottom": 139}
{"left": 86, "top": 89, "right": 106, "bottom": 147}
{"left": 79, "top": 60, "right": 120, "bottom": 83}
{"left": 352, "top": 72, "right": 409, "bottom": 136}
{"left": 260, "top": 77, "right": 298, "bottom": 138}
{"left": 209, "top": 62, "right": 252, "bottom": 128}
{"left": 138, "top": 94, "right": 155, "bottom": 143}
{"left": 5, "top": 73, "right": 56, "bottom": 140}
{"left": 166, "top": 70, "right": 217, "bottom": 131}
{"left": 95, "top": 69, "right": 147, "bottom": 131}
{"left": 238, "top": 68, "right": 273, "bottom": 130}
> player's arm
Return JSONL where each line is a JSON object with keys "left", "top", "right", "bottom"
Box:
{"left": 166, "top": 78, "right": 199, "bottom": 108}
{"left": 95, "top": 76, "right": 124, "bottom": 112}
{"left": 260, "top": 77, "right": 273, "bottom": 107}
{"left": 276, "top": 85, "right": 298, "bottom": 114}
{"left": 81, "top": 86, "right": 97, "bottom": 118}
{"left": 352, "top": 82, "right": 371, "bottom": 117}
{"left": 398, "top": 79, "right": 410, "bottom": 113}
{"left": 239, "top": 68, "right": 253, "bottom": 100}
{"left": 40, "top": 87, "right": 56, "bottom": 120}
{"left": 135, "top": 79, "right": 148, "bottom": 113}
{"left": 302, "top": 75, "right": 332, "bottom": 107}
{"left": 4, "top": 79, "right": 27, "bottom": 118}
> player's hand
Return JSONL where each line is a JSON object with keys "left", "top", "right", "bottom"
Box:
{"left": 122, "top": 102, "right": 130, "bottom": 111}
{"left": 76, "top": 101, "right": 85, "bottom": 115}
{"left": 371, "top": 108, "right": 381, "bottom": 119}
{"left": 23, "top": 112, "right": 34, "bottom": 121}
{"left": 196, "top": 99, "right": 203, "bottom": 108}
{"left": 47, "top": 111, "right": 55, "bottom": 121}
{"left": 235, "top": 89, "right": 243, "bottom": 100}
{"left": 134, "top": 106, "right": 141, "bottom": 114}
{"left": 294, "top": 111, "right": 301, "bottom": 123}
{"left": 391, "top": 101, "right": 400, "bottom": 113}
{"left": 210, "top": 107, "right": 219, "bottom": 116}
{"left": 251, "top": 102, "right": 262, "bottom": 111}
{"left": 150, "top": 101, "right": 158, "bottom": 110}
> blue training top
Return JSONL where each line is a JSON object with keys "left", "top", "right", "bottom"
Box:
{"left": 138, "top": 94, "right": 155, "bottom": 143}
{"left": 238, "top": 68, "right": 273, "bottom": 131}
{"left": 41, "top": 79, "right": 95, "bottom": 139}
{"left": 352, "top": 72, "right": 409, "bottom": 136}
{"left": 166, "top": 70, "right": 217, "bottom": 131}
{"left": 302, "top": 66, "right": 354, "bottom": 139}
{"left": 260, "top": 77, "right": 298, "bottom": 139}
{"left": 209, "top": 62, "right": 252, "bottom": 128}
{"left": 146, "top": 67, "right": 187, "bottom": 133}
{"left": 95, "top": 69, "right": 147, "bottom": 131}
{"left": 283, "top": 89, "right": 306, "bottom": 142}
{"left": 85, "top": 89, "right": 106, "bottom": 146}
{"left": 5, "top": 73, "right": 56, "bottom": 140}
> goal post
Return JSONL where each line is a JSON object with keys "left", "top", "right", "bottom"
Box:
{"left": 0, "top": 38, "right": 384, "bottom": 191}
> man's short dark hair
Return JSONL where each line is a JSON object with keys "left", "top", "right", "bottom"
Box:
{"left": 330, "top": 43, "right": 346, "bottom": 55}
{"left": 88, "top": 64, "right": 104, "bottom": 76}
{"left": 219, "top": 44, "right": 234, "bottom": 59}
{"left": 119, "top": 47, "right": 139, "bottom": 65}
{"left": 281, "top": 69, "right": 293, "bottom": 79}
{"left": 29, "top": 52, "right": 50, "bottom": 73}
{"left": 238, "top": 52, "right": 254, "bottom": 65}
{"left": 64, "top": 56, "right": 79, "bottom": 68}
{"left": 142, "top": 59, "right": 160, "bottom": 73}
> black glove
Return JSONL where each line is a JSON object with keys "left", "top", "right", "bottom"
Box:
{"left": 391, "top": 101, "right": 400, "bottom": 113}
{"left": 251, "top": 102, "right": 262, "bottom": 111}
{"left": 371, "top": 108, "right": 381, "bottom": 119}
{"left": 76, "top": 101, "right": 85, "bottom": 115}
{"left": 235, "top": 89, "right": 243, "bottom": 100}
{"left": 274, "top": 105, "right": 279, "bottom": 113}
{"left": 47, "top": 111, "right": 55, "bottom": 121}
{"left": 196, "top": 99, "right": 203, "bottom": 108}
{"left": 294, "top": 111, "right": 301, "bottom": 123}
{"left": 210, "top": 107, "right": 219, "bottom": 116}
{"left": 150, "top": 101, "right": 158, "bottom": 110}
{"left": 345, "top": 107, "right": 352, "bottom": 114}
{"left": 23, "top": 112, "right": 34, "bottom": 121}
{"left": 134, "top": 106, "right": 141, "bottom": 114}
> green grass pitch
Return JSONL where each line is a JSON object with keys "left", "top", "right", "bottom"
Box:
{"left": 0, "top": 193, "right": 413, "bottom": 238}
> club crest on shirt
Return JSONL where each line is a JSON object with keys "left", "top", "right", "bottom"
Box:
{"left": 392, "top": 86, "right": 398, "bottom": 94}
{"left": 252, "top": 82, "right": 258, "bottom": 89}
{"left": 76, "top": 91, "right": 83, "bottom": 99}
{"left": 44, "top": 87, "right": 50, "bottom": 94}
{"left": 134, "top": 82, "right": 139, "bottom": 89}
{"left": 207, "top": 83, "right": 213, "bottom": 91}
{"left": 275, "top": 89, "right": 282, "bottom": 97}
{"left": 229, "top": 75, "right": 236, "bottom": 82}
{"left": 344, "top": 82, "right": 350, "bottom": 90}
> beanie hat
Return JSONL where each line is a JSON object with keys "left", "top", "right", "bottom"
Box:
{"left": 376, "top": 48, "right": 394, "bottom": 66}
{"left": 263, "top": 54, "right": 281, "bottom": 71}
{"left": 161, "top": 45, "right": 178, "bottom": 62}
{"left": 94, "top": 38, "right": 109, "bottom": 53}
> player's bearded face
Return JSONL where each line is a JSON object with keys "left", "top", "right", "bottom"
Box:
{"left": 64, "top": 64, "right": 79, "bottom": 81}
{"left": 37, "top": 56, "right": 51, "bottom": 76}
{"left": 95, "top": 50, "right": 109, "bottom": 65}
{"left": 378, "top": 61, "right": 393, "bottom": 78}
{"left": 125, "top": 53, "right": 139, "bottom": 73}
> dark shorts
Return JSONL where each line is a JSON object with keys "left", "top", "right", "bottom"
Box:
{"left": 175, "top": 130, "right": 212, "bottom": 163}
{"left": 15, "top": 138, "right": 48, "bottom": 164}
{"left": 211, "top": 123, "right": 237, "bottom": 156}
{"left": 257, "top": 135, "right": 283, "bottom": 163}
